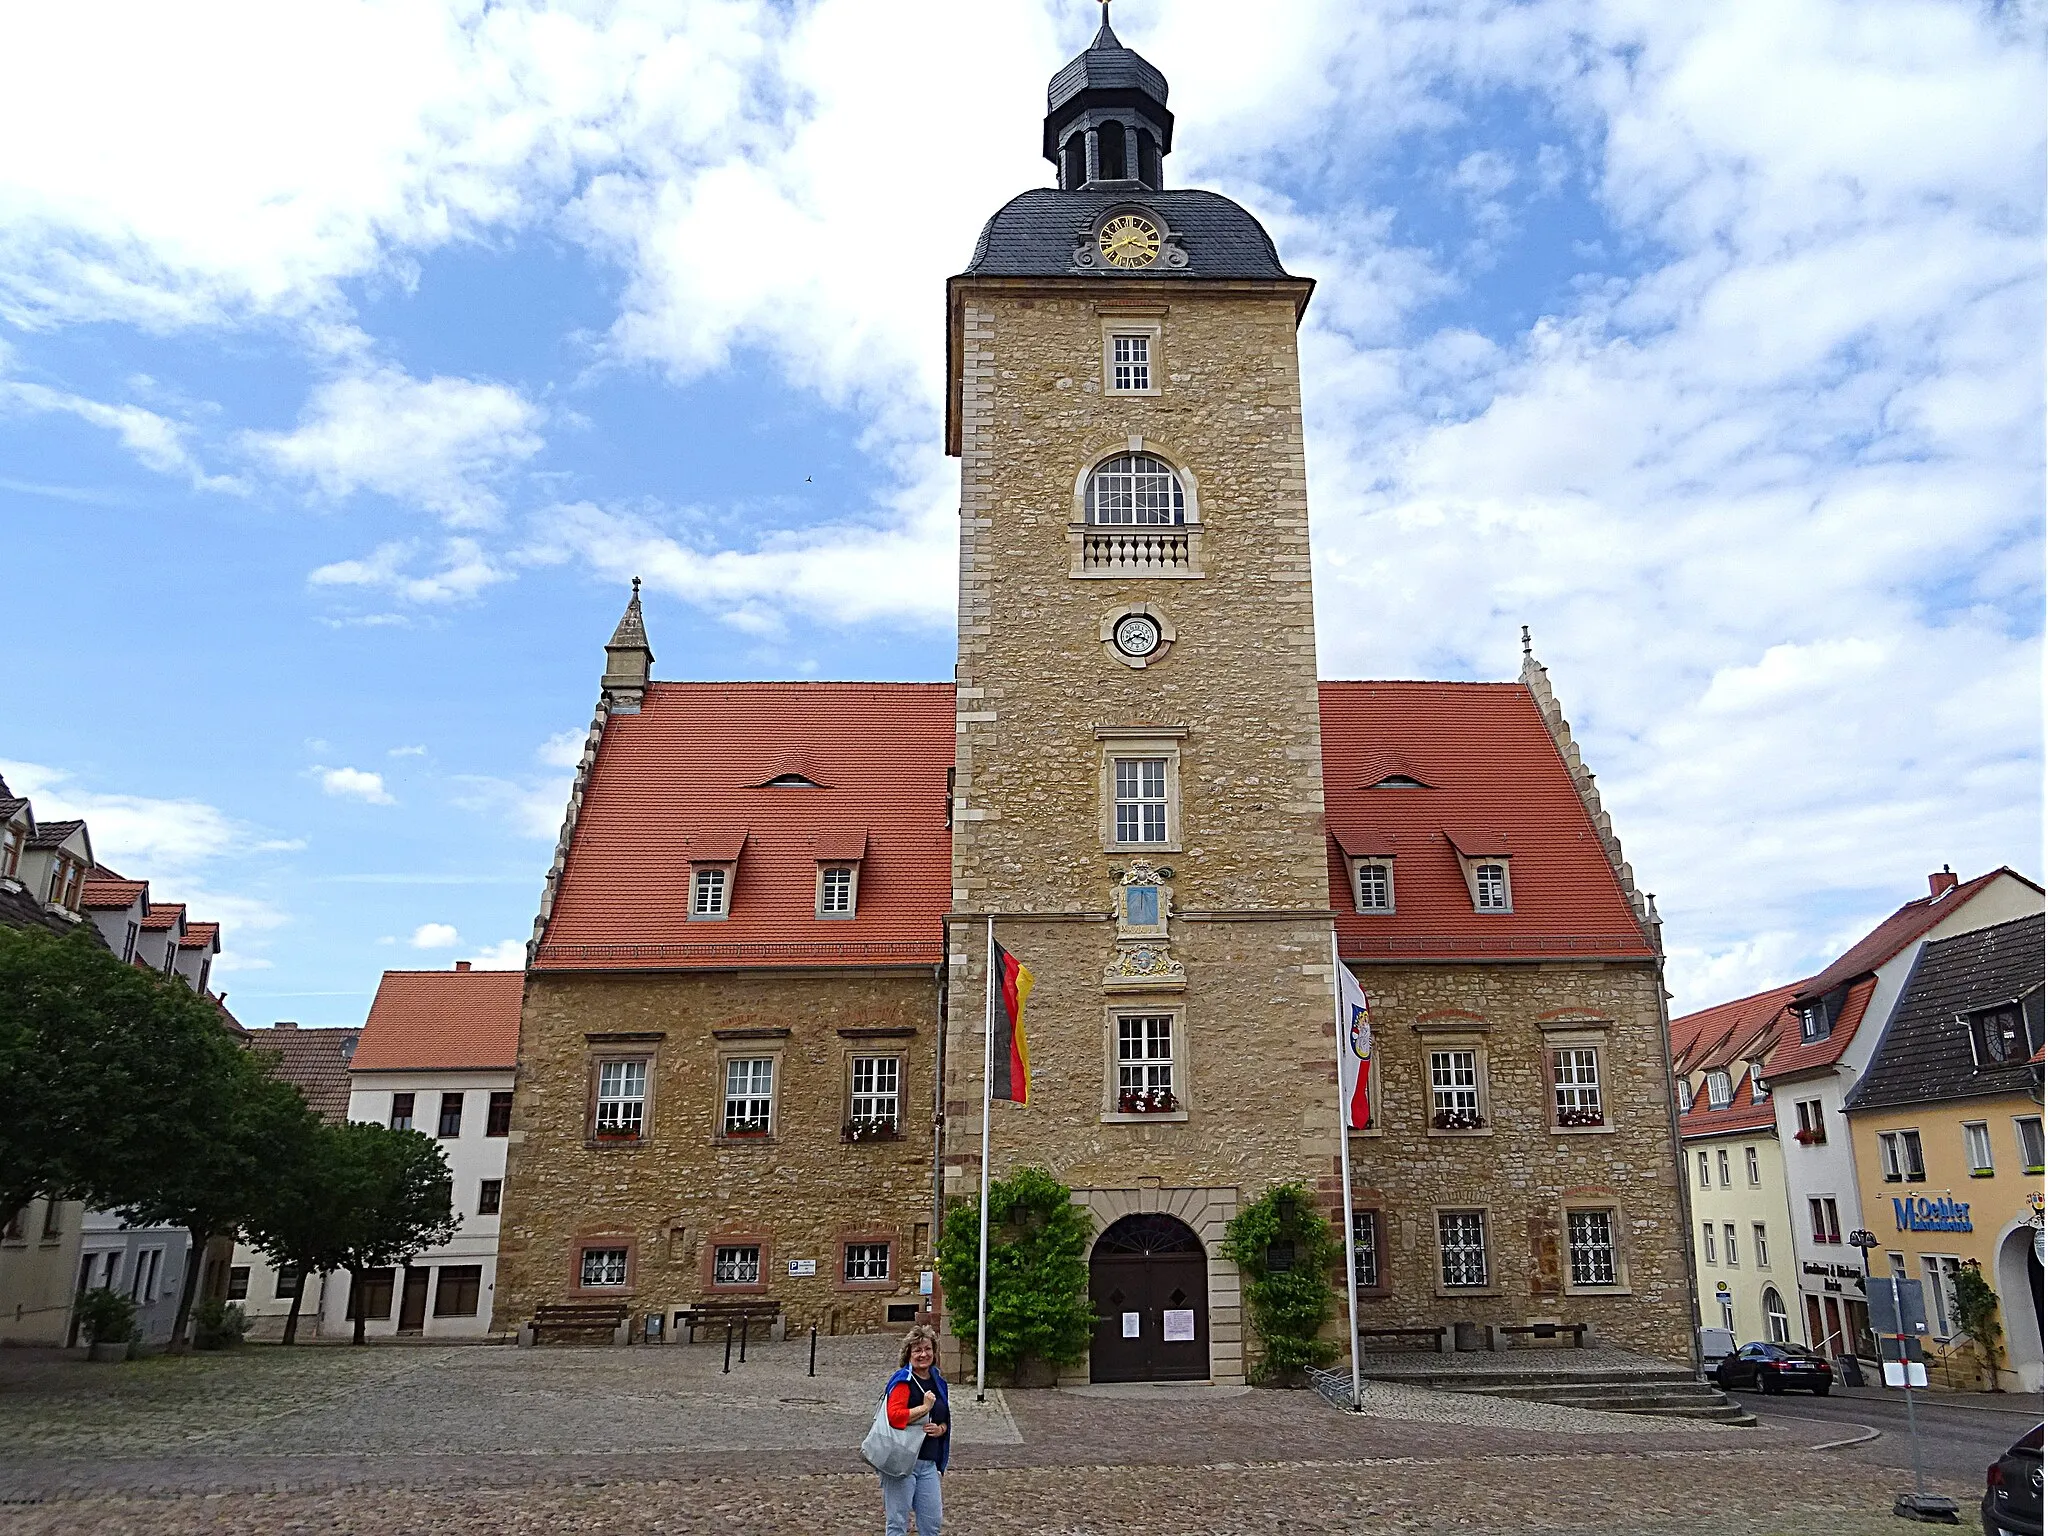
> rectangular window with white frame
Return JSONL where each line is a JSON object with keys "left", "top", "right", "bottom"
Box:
{"left": 1753, "top": 1223, "right": 1770, "bottom": 1268}
{"left": 1566, "top": 1208, "right": 1621, "bottom": 1288}
{"left": 1353, "top": 859, "right": 1393, "bottom": 913}
{"left": 817, "top": 864, "right": 857, "bottom": 919}
{"left": 2015, "top": 1115, "right": 2044, "bottom": 1173}
{"left": 713, "top": 1244, "right": 761, "bottom": 1287}
{"left": 1113, "top": 757, "right": 1170, "bottom": 845}
{"left": 1706, "top": 1070, "right": 1732, "bottom": 1109}
{"left": 1794, "top": 1098, "right": 1826, "bottom": 1145}
{"left": 1438, "top": 1210, "right": 1489, "bottom": 1288}
{"left": 1472, "top": 861, "right": 1510, "bottom": 911}
{"left": 1552, "top": 1048, "right": 1602, "bottom": 1127}
{"left": 1722, "top": 1222, "right": 1738, "bottom": 1269}
{"left": 1963, "top": 1120, "right": 1994, "bottom": 1176}
{"left": 594, "top": 1059, "right": 648, "bottom": 1139}
{"left": 1921, "top": 1254, "right": 1962, "bottom": 1338}
{"left": 848, "top": 1055, "right": 901, "bottom": 1138}
{"left": 1116, "top": 1013, "right": 1176, "bottom": 1113}
{"left": 1702, "top": 1222, "right": 1717, "bottom": 1264}
{"left": 1745, "top": 1145, "right": 1761, "bottom": 1186}
{"left": 1429, "top": 1048, "right": 1483, "bottom": 1130}
{"left": 690, "top": 865, "right": 731, "bottom": 919}
{"left": 1696, "top": 1150, "right": 1710, "bottom": 1189}
{"left": 1351, "top": 1209, "right": 1382, "bottom": 1291}
{"left": 1898, "top": 1129, "right": 1926, "bottom": 1180}
{"left": 580, "top": 1247, "right": 628, "bottom": 1288}
{"left": 843, "top": 1242, "right": 891, "bottom": 1284}
{"left": 723, "top": 1057, "right": 775, "bottom": 1136}
{"left": 1110, "top": 333, "right": 1151, "bottom": 392}
{"left": 1716, "top": 1148, "right": 1731, "bottom": 1187}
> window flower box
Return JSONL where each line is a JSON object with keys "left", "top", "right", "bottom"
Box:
{"left": 594, "top": 1126, "right": 642, "bottom": 1143}
{"left": 723, "top": 1117, "right": 771, "bottom": 1138}
{"left": 1117, "top": 1087, "right": 1181, "bottom": 1115}
{"left": 1555, "top": 1106, "right": 1605, "bottom": 1128}
{"left": 843, "top": 1116, "right": 901, "bottom": 1143}
{"left": 1794, "top": 1127, "right": 1823, "bottom": 1146}
{"left": 1432, "top": 1109, "right": 1487, "bottom": 1131}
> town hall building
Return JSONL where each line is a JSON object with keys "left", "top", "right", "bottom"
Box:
{"left": 493, "top": 20, "right": 1694, "bottom": 1382}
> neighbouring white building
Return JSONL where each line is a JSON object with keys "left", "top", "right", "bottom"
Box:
{"left": 224, "top": 1023, "right": 362, "bottom": 1339}
{"left": 1758, "top": 867, "right": 2040, "bottom": 1360}
{"left": 315, "top": 963, "right": 522, "bottom": 1339}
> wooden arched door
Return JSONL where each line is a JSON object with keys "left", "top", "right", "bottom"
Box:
{"left": 1089, "top": 1213, "right": 1208, "bottom": 1382}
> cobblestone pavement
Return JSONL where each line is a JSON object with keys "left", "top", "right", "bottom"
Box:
{"left": 0, "top": 1339, "right": 1972, "bottom": 1533}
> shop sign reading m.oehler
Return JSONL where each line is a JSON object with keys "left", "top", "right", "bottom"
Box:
{"left": 1893, "top": 1195, "right": 1972, "bottom": 1233}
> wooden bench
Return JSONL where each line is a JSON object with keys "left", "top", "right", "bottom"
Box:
{"left": 1491, "top": 1321, "right": 1588, "bottom": 1350}
{"left": 675, "top": 1299, "right": 783, "bottom": 1345}
{"left": 1357, "top": 1324, "right": 1452, "bottom": 1353}
{"left": 530, "top": 1302, "right": 629, "bottom": 1347}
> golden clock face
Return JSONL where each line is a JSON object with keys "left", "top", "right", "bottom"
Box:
{"left": 1099, "top": 214, "right": 1162, "bottom": 269}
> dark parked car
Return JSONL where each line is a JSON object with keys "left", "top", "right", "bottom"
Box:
{"left": 1983, "top": 1423, "right": 2043, "bottom": 1536}
{"left": 1711, "top": 1341, "right": 1833, "bottom": 1395}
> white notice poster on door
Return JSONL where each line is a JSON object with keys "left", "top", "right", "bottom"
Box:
{"left": 1162, "top": 1309, "right": 1195, "bottom": 1342}
{"left": 1121, "top": 1312, "right": 1140, "bottom": 1338}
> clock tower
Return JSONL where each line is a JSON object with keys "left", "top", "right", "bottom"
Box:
{"left": 942, "top": 17, "right": 1336, "bottom": 1386}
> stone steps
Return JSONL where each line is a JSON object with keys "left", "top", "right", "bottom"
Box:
{"left": 1459, "top": 1378, "right": 1755, "bottom": 1426}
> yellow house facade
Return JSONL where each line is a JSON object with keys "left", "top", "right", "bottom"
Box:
{"left": 1844, "top": 914, "right": 2044, "bottom": 1394}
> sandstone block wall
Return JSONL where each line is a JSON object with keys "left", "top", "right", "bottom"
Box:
{"left": 494, "top": 969, "right": 939, "bottom": 1338}
{"left": 1340, "top": 960, "right": 1694, "bottom": 1363}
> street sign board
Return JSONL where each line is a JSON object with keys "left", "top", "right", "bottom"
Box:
{"left": 1865, "top": 1275, "right": 1927, "bottom": 1336}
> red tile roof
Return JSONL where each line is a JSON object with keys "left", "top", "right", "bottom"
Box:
{"left": 179, "top": 921, "right": 220, "bottom": 951}
{"left": 81, "top": 878, "right": 148, "bottom": 909}
{"left": 350, "top": 968, "right": 524, "bottom": 1071}
{"left": 1321, "top": 683, "right": 1655, "bottom": 962}
{"left": 535, "top": 683, "right": 956, "bottom": 971}
{"left": 1680, "top": 1093, "right": 1779, "bottom": 1139}
{"left": 140, "top": 903, "right": 186, "bottom": 932}
{"left": 1763, "top": 975, "right": 1879, "bottom": 1079}
{"left": 1670, "top": 984, "right": 1798, "bottom": 1074}
{"left": 1789, "top": 870, "right": 2013, "bottom": 1003}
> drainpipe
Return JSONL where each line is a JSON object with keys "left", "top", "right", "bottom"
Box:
{"left": 931, "top": 952, "right": 948, "bottom": 1260}
{"left": 1647, "top": 895, "right": 1706, "bottom": 1378}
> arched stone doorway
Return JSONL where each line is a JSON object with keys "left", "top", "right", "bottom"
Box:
{"left": 1089, "top": 1213, "right": 1208, "bottom": 1382}
{"left": 1994, "top": 1220, "right": 2045, "bottom": 1392}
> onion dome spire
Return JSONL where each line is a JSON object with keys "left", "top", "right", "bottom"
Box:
{"left": 1045, "top": 5, "right": 1174, "bottom": 190}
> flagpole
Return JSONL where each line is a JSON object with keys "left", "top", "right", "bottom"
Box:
{"left": 976, "top": 915, "right": 995, "bottom": 1403}
{"left": 1332, "top": 931, "right": 1364, "bottom": 1412}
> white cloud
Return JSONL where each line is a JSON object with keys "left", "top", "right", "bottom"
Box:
{"left": 0, "top": 379, "right": 239, "bottom": 491}
{"left": 410, "top": 922, "right": 460, "bottom": 949}
{"left": 461, "top": 938, "right": 527, "bottom": 970}
{"left": 308, "top": 536, "right": 511, "bottom": 603}
{"left": 389, "top": 744, "right": 429, "bottom": 758}
{"left": 537, "top": 730, "right": 588, "bottom": 770}
{"left": 314, "top": 766, "right": 395, "bottom": 805}
{"left": 248, "top": 366, "right": 544, "bottom": 526}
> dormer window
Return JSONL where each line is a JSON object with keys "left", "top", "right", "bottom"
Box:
{"left": 1798, "top": 1001, "right": 1831, "bottom": 1043}
{"left": 691, "top": 866, "right": 731, "bottom": 920}
{"left": 1965, "top": 1003, "right": 2036, "bottom": 1066}
{"left": 1353, "top": 860, "right": 1393, "bottom": 914}
{"left": 764, "top": 774, "right": 818, "bottom": 788}
{"left": 1445, "top": 827, "right": 1512, "bottom": 913}
{"left": 1750, "top": 1069, "right": 1768, "bottom": 1103}
{"left": 0, "top": 822, "right": 21, "bottom": 879}
{"left": 1705, "top": 1069, "right": 1733, "bottom": 1109}
{"left": 818, "top": 865, "right": 857, "bottom": 919}
{"left": 1473, "top": 863, "right": 1510, "bottom": 912}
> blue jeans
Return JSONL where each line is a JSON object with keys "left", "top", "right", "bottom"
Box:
{"left": 881, "top": 1458, "right": 942, "bottom": 1536}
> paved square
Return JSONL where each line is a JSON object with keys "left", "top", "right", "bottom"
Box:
{"left": 0, "top": 1339, "right": 1969, "bottom": 1533}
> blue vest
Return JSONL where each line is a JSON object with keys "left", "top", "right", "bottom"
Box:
{"left": 885, "top": 1365, "right": 951, "bottom": 1471}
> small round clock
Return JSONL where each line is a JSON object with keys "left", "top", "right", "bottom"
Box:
{"left": 1098, "top": 213, "right": 1162, "bottom": 269}
{"left": 1113, "top": 613, "right": 1163, "bottom": 659}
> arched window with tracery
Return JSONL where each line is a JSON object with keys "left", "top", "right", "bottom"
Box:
{"left": 1087, "top": 453, "right": 1186, "bottom": 526}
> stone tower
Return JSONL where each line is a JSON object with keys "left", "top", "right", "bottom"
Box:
{"left": 941, "top": 18, "right": 1337, "bottom": 1385}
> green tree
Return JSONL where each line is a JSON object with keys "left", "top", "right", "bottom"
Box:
{"left": 328, "top": 1122, "right": 458, "bottom": 1345}
{"left": 240, "top": 1117, "right": 366, "bottom": 1345}
{"left": 0, "top": 925, "right": 246, "bottom": 1220}
{"left": 937, "top": 1166, "right": 1094, "bottom": 1375}
{"left": 1222, "top": 1183, "right": 1340, "bottom": 1384}
{"left": 1953, "top": 1260, "right": 2004, "bottom": 1389}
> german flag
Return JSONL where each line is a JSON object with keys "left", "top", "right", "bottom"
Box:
{"left": 990, "top": 941, "right": 1034, "bottom": 1104}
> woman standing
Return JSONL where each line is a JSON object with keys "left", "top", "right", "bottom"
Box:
{"left": 878, "top": 1324, "right": 949, "bottom": 1535}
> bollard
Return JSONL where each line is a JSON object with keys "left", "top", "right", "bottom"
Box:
{"left": 739, "top": 1319, "right": 749, "bottom": 1363}
{"left": 809, "top": 1324, "right": 818, "bottom": 1378}
{"left": 723, "top": 1323, "right": 733, "bottom": 1374}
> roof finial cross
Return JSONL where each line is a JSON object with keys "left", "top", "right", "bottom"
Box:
{"left": 631, "top": 576, "right": 642, "bottom": 599}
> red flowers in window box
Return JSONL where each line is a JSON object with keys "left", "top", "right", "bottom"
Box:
{"left": 594, "top": 1126, "right": 641, "bottom": 1142}
{"left": 1433, "top": 1109, "right": 1487, "bottom": 1131}
{"left": 1117, "top": 1088, "right": 1181, "bottom": 1115}
{"left": 1794, "top": 1127, "right": 1824, "bottom": 1146}
{"left": 1556, "top": 1106, "right": 1606, "bottom": 1128}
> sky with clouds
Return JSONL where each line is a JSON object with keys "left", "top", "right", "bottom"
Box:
{"left": 1, "top": 0, "right": 2039, "bottom": 1025}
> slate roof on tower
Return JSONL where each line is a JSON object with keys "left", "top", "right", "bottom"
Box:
{"left": 1320, "top": 682, "right": 1657, "bottom": 963}
{"left": 533, "top": 683, "right": 956, "bottom": 971}
{"left": 350, "top": 967, "right": 524, "bottom": 1072}
{"left": 963, "top": 188, "right": 1295, "bottom": 282}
